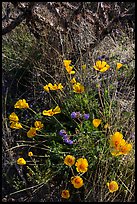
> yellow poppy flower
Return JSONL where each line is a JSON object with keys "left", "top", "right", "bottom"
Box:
{"left": 28, "top": 152, "right": 33, "bottom": 157}
{"left": 104, "top": 123, "right": 110, "bottom": 129}
{"left": 61, "top": 190, "right": 70, "bottom": 199}
{"left": 43, "top": 85, "right": 50, "bottom": 92}
{"left": 109, "top": 132, "right": 124, "bottom": 150}
{"left": 63, "top": 60, "right": 75, "bottom": 74}
{"left": 43, "top": 109, "right": 54, "bottom": 116}
{"left": 43, "top": 106, "right": 61, "bottom": 116}
{"left": 110, "top": 137, "right": 126, "bottom": 156}
{"left": 17, "top": 158, "right": 26, "bottom": 165}
{"left": 34, "top": 121, "right": 44, "bottom": 130}
{"left": 111, "top": 149, "right": 123, "bottom": 156}
{"left": 50, "top": 84, "right": 58, "bottom": 91}
{"left": 64, "top": 155, "right": 75, "bottom": 167}
{"left": 9, "top": 112, "right": 19, "bottom": 122}
{"left": 27, "top": 127, "right": 37, "bottom": 138}
{"left": 119, "top": 142, "right": 132, "bottom": 155}
{"left": 66, "top": 66, "right": 75, "bottom": 75}
{"left": 93, "top": 60, "right": 110, "bottom": 72}
{"left": 58, "top": 83, "right": 63, "bottom": 91}
{"left": 52, "top": 84, "right": 58, "bottom": 90}
{"left": 63, "top": 60, "right": 72, "bottom": 67}
{"left": 71, "top": 176, "right": 84, "bottom": 188}
{"left": 53, "top": 106, "right": 61, "bottom": 114}
{"left": 70, "top": 77, "right": 77, "bottom": 84}
{"left": 50, "top": 83, "right": 63, "bottom": 91}
{"left": 47, "top": 83, "right": 53, "bottom": 88}
{"left": 82, "top": 64, "right": 86, "bottom": 70}
{"left": 111, "top": 140, "right": 132, "bottom": 156}
{"left": 92, "top": 119, "right": 101, "bottom": 128}
{"left": 75, "top": 158, "right": 88, "bottom": 173}
{"left": 14, "top": 99, "right": 29, "bottom": 109}
{"left": 10, "top": 122, "right": 23, "bottom": 129}
{"left": 116, "top": 63, "right": 123, "bottom": 70}
{"left": 107, "top": 181, "right": 119, "bottom": 193}
{"left": 73, "top": 82, "right": 84, "bottom": 93}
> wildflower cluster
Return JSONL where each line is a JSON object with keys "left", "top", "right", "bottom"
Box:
{"left": 9, "top": 112, "right": 23, "bottom": 129}
{"left": 64, "top": 61, "right": 84, "bottom": 93}
{"left": 109, "top": 132, "right": 132, "bottom": 156}
{"left": 7, "top": 57, "right": 133, "bottom": 202}
{"left": 61, "top": 155, "right": 89, "bottom": 199}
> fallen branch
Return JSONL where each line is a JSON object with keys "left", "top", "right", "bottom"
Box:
{"left": 2, "top": 12, "right": 26, "bottom": 35}
{"left": 2, "top": 2, "right": 35, "bottom": 35}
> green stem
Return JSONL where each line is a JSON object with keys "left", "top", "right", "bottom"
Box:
{"left": 48, "top": 92, "right": 58, "bottom": 106}
{"left": 53, "top": 115, "right": 65, "bottom": 129}
{"left": 28, "top": 107, "right": 37, "bottom": 115}
{"left": 70, "top": 166, "right": 75, "bottom": 176}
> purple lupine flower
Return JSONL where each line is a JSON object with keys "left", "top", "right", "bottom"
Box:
{"left": 71, "top": 112, "right": 77, "bottom": 119}
{"left": 59, "top": 129, "right": 67, "bottom": 137}
{"left": 83, "top": 113, "right": 90, "bottom": 120}
{"left": 67, "top": 140, "right": 73, "bottom": 144}
{"left": 62, "top": 134, "right": 68, "bottom": 140}
{"left": 71, "top": 111, "right": 82, "bottom": 119}
{"left": 64, "top": 138, "right": 73, "bottom": 144}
